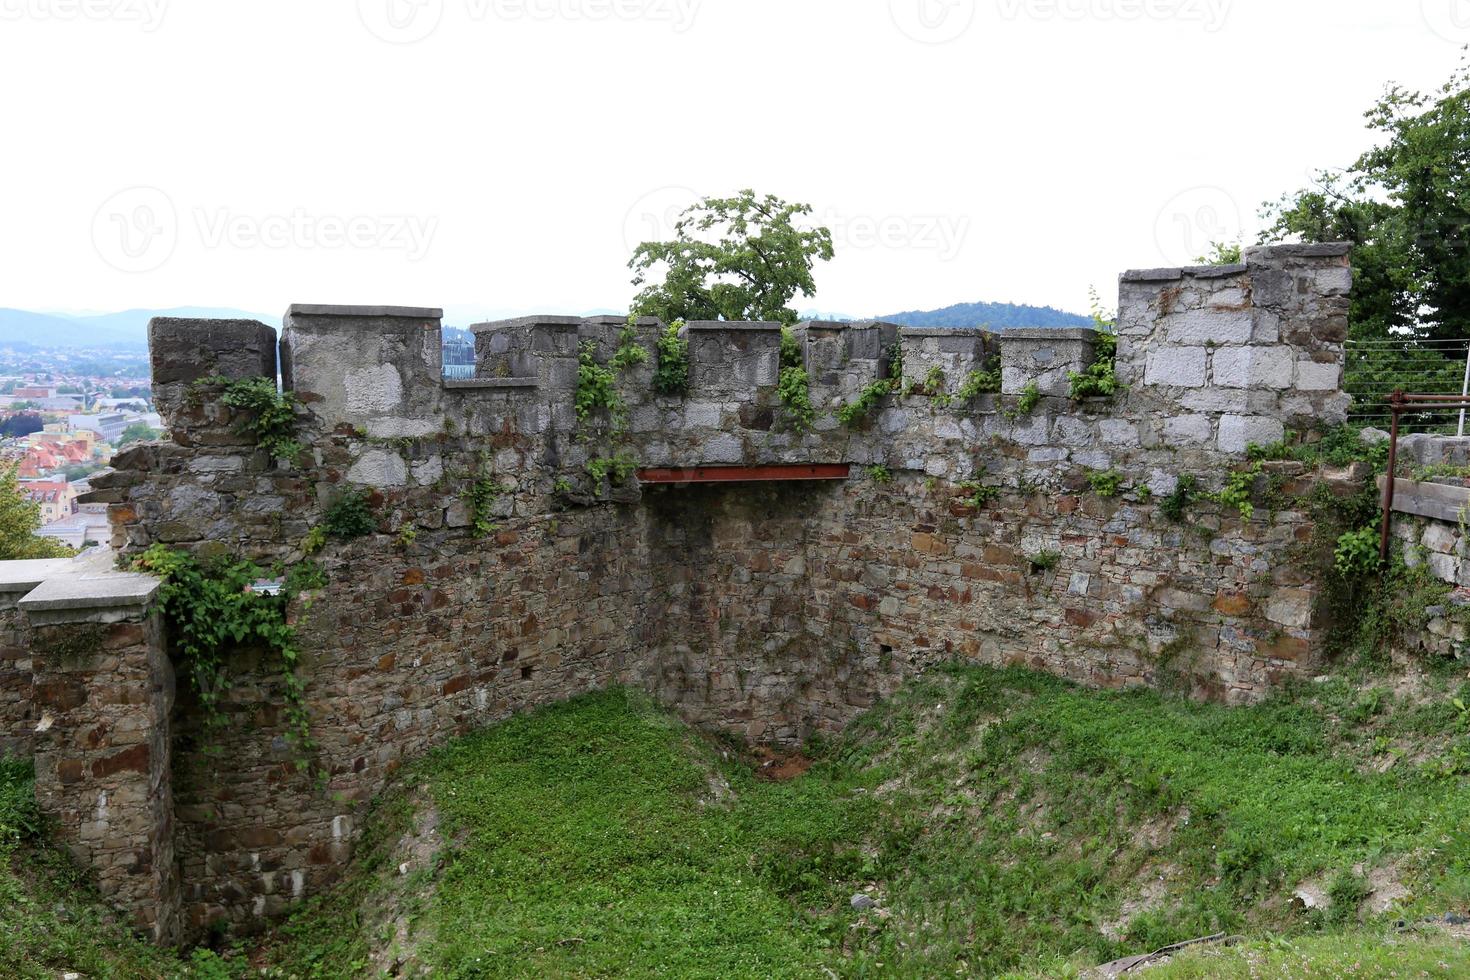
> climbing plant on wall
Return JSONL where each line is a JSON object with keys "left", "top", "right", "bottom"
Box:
{"left": 132, "top": 545, "right": 318, "bottom": 767}
{"left": 203, "top": 376, "right": 303, "bottom": 462}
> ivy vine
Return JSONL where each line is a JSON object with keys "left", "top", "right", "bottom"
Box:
{"left": 777, "top": 326, "right": 815, "bottom": 431}
{"left": 958, "top": 366, "right": 1002, "bottom": 399}
{"left": 203, "top": 376, "right": 302, "bottom": 462}
{"left": 575, "top": 340, "right": 623, "bottom": 427}
{"left": 651, "top": 321, "right": 690, "bottom": 395}
{"left": 837, "top": 342, "right": 905, "bottom": 428}
{"left": 610, "top": 323, "right": 650, "bottom": 370}
{"left": 132, "top": 545, "right": 317, "bottom": 766}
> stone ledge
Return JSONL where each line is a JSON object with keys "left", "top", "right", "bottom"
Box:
{"left": 19, "top": 572, "right": 159, "bottom": 614}
{"left": 0, "top": 558, "right": 78, "bottom": 596}
{"left": 1245, "top": 243, "right": 1352, "bottom": 260}
{"left": 684, "top": 321, "right": 783, "bottom": 332}
{"left": 583, "top": 315, "right": 662, "bottom": 327}
{"left": 1121, "top": 263, "right": 1248, "bottom": 283}
{"left": 287, "top": 304, "right": 443, "bottom": 320}
{"left": 898, "top": 326, "right": 995, "bottom": 338}
{"left": 442, "top": 377, "right": 540, "bottom": 390}
{"left": 797, "top": 319, "right": 899, "bottom": 331}
{"left": 470, "top": 315, "right": 583, "bottom": 333}
{"left": 1001, "top": 328, "right": 1100, "bottom": 342}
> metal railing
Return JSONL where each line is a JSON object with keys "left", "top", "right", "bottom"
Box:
{"left": 1346, "top": 338, "right": 1470, "bottom": 433}
{"left": 1378, "top": 391, "right": 1470, "bottom": 561}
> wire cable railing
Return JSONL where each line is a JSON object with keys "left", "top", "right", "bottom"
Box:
{"left": 1345, "top": 337, "right": 1470, "bottom": 433}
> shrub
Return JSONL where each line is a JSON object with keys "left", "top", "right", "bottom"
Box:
{"left": 1159, "top": 475, "right": 1198, "bottom": 522}
{"left": 575, "top": 341, "right": 622, "bottom": 423}
{"left": 210, "top": 376, "right": 302, "bottom": 462}
{"left": 1334, "top": 524, "right": 1382, "bottom": 577}
{"left": 131, "top": 545, "right": 313, "bottom": 756}
{"left": 1088, "top": 468, "right": 1125, "bottom": 498}
{"left": 957, "top": 367, "right": 1001, "bottom": 399}
{"left": 1028, "top": 550, "right": 1061, "bottom": 574}
{"left": 958, "top": 481, "right": 1001, "bottom": 508}
{"left": 777, "top": 327, "right": 815, "bottom": 431}
{"left": 610, "top": 323, "right": 649, "bottom": 370}
{"left": 651, "top": 321, "right": 690, "bottom": 395}
{"left": 323, "top": 489, "right": 376, "bottom": 539}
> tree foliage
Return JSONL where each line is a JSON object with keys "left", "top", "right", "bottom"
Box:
{"left": 628, "top": 190, "right": 834, "bottom": 327}
{"left": 116, "top": 422, "right": 162, "bottom": 447}
{"left": 0, "top": 466, "right": 73, "bottom": 561}
{"left": 1262, "top": 61, "right": 1470, "bottom": 343}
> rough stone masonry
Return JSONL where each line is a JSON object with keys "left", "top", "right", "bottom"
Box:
{"left": 0, "top": 243, "right": 1363, "bottom": 942}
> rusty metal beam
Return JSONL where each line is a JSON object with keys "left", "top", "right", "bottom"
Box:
{"left": 637, "top": 464, "right": 851, "bottom": 484}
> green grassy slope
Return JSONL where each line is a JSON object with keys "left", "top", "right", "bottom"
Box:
{"left": 266, "top": 666, "right": 1470, "bottom": 978}
{"left": 6, "top": 664, "right": 1470, "bottom": 976}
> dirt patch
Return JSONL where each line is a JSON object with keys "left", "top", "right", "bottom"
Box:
{"left": 750, "top": 746, "right": 813, "bottom": 781}
{"left": 1099, "top": 870, "right": 1175, "bottom": 942}
{"left": 363, "top": 789, "right": 446, "bottom": 978}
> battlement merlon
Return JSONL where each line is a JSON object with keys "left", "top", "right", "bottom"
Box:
{"left": 143, "top": 243, "right": 1351, "bottom": 464}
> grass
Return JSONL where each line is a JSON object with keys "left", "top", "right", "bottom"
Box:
{"left": 6, "top": 665, "right": 1470, "bottom": 976}
{"left": 266, "top": 666, "right": 1470, "bottom": 977}
{"left": 1139, "top": 930, "right": 1470, "bottom": 978}
{"left": 0, "top": 757, "right": 198, "bottom": 979}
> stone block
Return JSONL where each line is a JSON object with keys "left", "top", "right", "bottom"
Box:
{"left": 1163, "top": 308, "right": 1252, "bottom": 346}
{"left": 1163, "top": 415, "right": 1213, "bottom": 445}
{"left": 1295, "top": 360, "right": 1340, "bottom": 391}
{"left": 1217, "top": 415, "right": 1285, "bottom": 454}
{"left": 1212, "top": 347, "right": 1293, "bottom": 390}
{"left": 1144, "top": 348, "right": 1207, "bottom": 388}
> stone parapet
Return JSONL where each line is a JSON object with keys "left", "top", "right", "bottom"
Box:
{"left": 3, "top": 553, "right": 177, "bottom": 943}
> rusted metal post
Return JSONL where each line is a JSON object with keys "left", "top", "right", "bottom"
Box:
{"left": 1380, "top": 391, "right": 1404, "bottom": 563}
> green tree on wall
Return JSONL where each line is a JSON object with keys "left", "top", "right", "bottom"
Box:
{"left": 628, "top": 190, "right": 835, "bottom": 327}
{"left": 1261, "top": 60, "right": 1470, "bottom": 344}
{"left": 0, "top": 467, "right": 73, "bottom": 560}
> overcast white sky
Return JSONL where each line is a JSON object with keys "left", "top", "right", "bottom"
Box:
{"left": 1, "top": 0, "right": 1465, "bottom": 325}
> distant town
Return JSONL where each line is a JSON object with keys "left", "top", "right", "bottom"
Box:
{"left": 0, "top": 343, "right": 157, "bottom": 550}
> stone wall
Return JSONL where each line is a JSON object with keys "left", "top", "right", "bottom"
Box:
{"left": 2, "top": 555, "right": 177, "bottom": 943}
{"left": 0, "top": 242, "right": 1367, "bottom": 941}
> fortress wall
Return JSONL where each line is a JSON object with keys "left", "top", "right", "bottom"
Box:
{"left": 0, "top": 242, "right": 1366, "bottom": 940}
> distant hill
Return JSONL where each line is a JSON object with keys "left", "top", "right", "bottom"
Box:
{"left": 879, "top": 301, "right": 1091, "bottom": 330}
{"left": 0, "top": 307, "right": 276, "bottom": 350}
